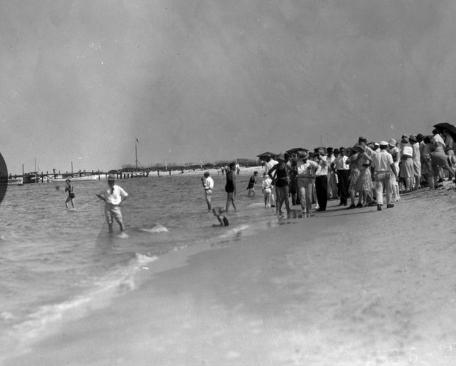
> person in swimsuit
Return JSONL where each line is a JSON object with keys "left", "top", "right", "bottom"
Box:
{"left": 212, "top": 207, "right": 229, "bottom": 226}
{"left": 268, "top": 153, "right": 291, "bottom": 218}
{"left": 225, "top": 162, "right": 237, "bottom": 212}
{"left": 246, "top": 171, "right": 258, "bottom": 197}
{"left": 64, "top": 178, "right": 75, "bottom": 208}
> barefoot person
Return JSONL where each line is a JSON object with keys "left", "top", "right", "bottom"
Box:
{"left": 212, "top": 207, "right": 229, "bottom": 226}
{"left": 372, "top": 141, "right": 397, "bottom": 211}
{"left": 225, "top": 162, "right": 237, "bottom": 212}
{"left": 246, "top": 171, "right": 258, "bottom": 197}
{"left": 201, "top": 171, "right": 214, "bottom": 211}
{"left": 64, "top": 178, "right": 75, "bottom": 208}
{"left": 96, "top": 175, "right": 128, "bottom": 233}
{"left": 261, "top": 172, "right": 273, "bottom": 208}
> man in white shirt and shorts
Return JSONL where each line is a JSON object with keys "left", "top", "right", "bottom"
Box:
{"left": 96, "top": 175, "right": 129, "bottom": 233}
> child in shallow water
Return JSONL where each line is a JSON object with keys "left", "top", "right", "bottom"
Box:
{"left": 212, "top": 207, "right": 229, "bottom": 226}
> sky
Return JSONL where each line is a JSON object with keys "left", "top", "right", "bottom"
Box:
{"left": 1, "top": 0, "right": 456, "bottom": 174}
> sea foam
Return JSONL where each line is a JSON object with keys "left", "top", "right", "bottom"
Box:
{"left": 1, "top": 253, "right": 157, "bottom": 361}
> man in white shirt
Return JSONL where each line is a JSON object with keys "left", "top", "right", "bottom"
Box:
{"left": 296, "top": 151, "right": 319, "bottom": 217}
{"left": 201, "top": 171, "right": 215, "bottom": 211}
{"left": 263, "top": 155, "right": 278, "bottom": 207}
{"left": 372, "top": 142, "right": 397, "bottom": 211}
{"left": 96, "top": 175, "right": 129, "bottom": 233}
{"left": 335, "top": 147, "right": 350, "bottom": 206}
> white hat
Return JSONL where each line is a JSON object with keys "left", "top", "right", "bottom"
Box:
{"left": 380, "top": 141, "right": 389, "bottom": 146}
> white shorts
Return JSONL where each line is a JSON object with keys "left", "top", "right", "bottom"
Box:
{"left": 105, "top": 205, "right": 123, "bottom": 225}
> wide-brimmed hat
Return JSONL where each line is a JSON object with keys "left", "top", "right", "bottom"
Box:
{"left": 388, "top": 138, "right": 397, "bottom": 146}
{"left": 352, "top": 144, "right": 365, "bottom": 152}
{"left": 298, "top": 151, "right": 309, "bottom": 159}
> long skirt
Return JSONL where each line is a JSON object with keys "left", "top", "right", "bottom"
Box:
{"left": 399, "top": 157, "right": 414, "bottom": 179}
{"left": 355, "top": 168, "right": 373, "bottom": 194}
{"left": 348, "top": 168, "right": 360, "bottom": 192}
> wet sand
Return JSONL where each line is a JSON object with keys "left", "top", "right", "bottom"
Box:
{"left": 5, "top": 187, "right": 456, "bottom": 366}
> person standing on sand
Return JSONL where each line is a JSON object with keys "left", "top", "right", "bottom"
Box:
{"left": 261, "top": 172, "right": 273, "bottom": 208}
{"left": 372, "top": 141, "right": 397, "bottom": 211}
{"left": 399, "top": 135, "right": 414, "bottom": 192}
{"left": 431, "top": 129, "right": 455, "bottom": 186}
{"left": 296, "top": 151, "right": 319, "bottom": 217}
{"left": 326, "top": 147, "right": 338, "bottom": 200}
{"left": 421, "top": 135, "right": 434, "bottom": 188}
{"left": 263, "top": 155, "right": 277, "bottom": 207}
{"left": 201, "top": 171, "right": 214, "bottom": 211}
{"left": 410, "top": 135, "right": 421, "bottom": 190}
{"left": 335, "top": 147, "right": 350, "bottom": 206}
{"left": 64, "top": 178, "right": 75, "bottom": 208}
{"left": 314, "top": 148, "right": 329, "bottom": 212}
{"left": 225, "top": 162, "right": 237, "bottom": 212}
{"left": 347, "top": 146, "right": 361, "bottom": 209}
{"left": 388, "top": 138, "right": 401, "bottom": 201}
{"left": 96, "top": 175, "right": 128, "bottom": 234}
{"left": 268, "top": 153, "right": 291, "bottom": 218}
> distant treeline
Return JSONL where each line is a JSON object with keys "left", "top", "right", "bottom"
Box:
{"left": 120, "top": 158, "right": 260, "bottom": 172}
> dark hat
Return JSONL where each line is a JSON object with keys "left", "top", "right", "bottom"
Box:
{"left": 416, "top": 133, "right": 424, "bottom": 140}
{"left": 352, "top": 144, "right": 365, "bottom": 152}
{"left": 327, "top": 147, "right": 333, "bottom": 153}
{"left": 358, "top": 136, "right": 367, "bottom": 143}
{"left": 276, "top": 153, "right": 285, "bottom": 161}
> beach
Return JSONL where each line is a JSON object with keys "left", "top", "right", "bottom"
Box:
{"left": 3, "top": 181, "right": 456, "bottom": 365}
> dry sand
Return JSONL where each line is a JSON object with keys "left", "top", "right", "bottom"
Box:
{"left": 5, "top": 187, "right": 456, "bottom": 366}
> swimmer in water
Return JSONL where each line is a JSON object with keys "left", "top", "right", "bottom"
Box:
{"left": 96, "top": 175, "right": 128, "bottom": 233}
{"left": 64, "top": 178, "right": 75, "bottom": 208}
{"left": 212, "top": 207, "right": 229, "bottom": 226}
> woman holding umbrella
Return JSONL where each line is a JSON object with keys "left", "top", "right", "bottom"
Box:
{"left": 431, "top": 128, "right": 455, "bottom": 185}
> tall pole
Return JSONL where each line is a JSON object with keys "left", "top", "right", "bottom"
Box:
{"left": 71, "top": 161, "right": 73, "bottom": 175}
{"left": 135, "top": 140, "right": 138, "bottom": 170}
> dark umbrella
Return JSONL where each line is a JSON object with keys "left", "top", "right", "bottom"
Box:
{"left": 433, "top": 122, "right": 456, "bottom": 140}
{"left": 256, "top": 152, "right": 275, "bottom": 159}
{"left": 286, "top": 147, "right": 308, "bottom": 155}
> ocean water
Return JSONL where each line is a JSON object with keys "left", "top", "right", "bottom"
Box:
{"left": 0, "top": 173, "right": 278, "bottom": 361}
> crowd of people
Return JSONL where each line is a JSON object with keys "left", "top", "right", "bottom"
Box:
{"left": 203, "top": 127, "right": 456, "bottom": 221}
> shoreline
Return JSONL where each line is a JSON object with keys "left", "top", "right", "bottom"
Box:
{"left": 5, "top": 187, "right": 456, "bottom": 365}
